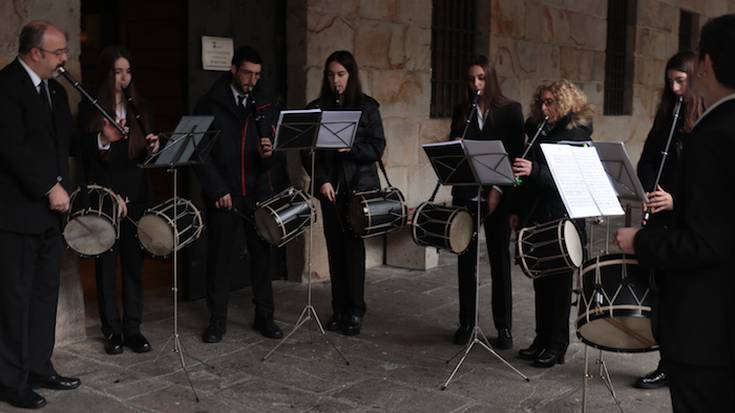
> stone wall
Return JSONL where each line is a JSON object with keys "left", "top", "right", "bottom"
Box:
{"left": 0, "top": 0, "right": 85, "bottom": 345}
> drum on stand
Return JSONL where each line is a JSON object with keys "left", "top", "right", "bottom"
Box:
{"left": 255, "top": 187, "right": 315, "bottom": 247}
{"left": 411, "top": 202, "right": 473, "bottom": 254}
{"left": 348, "top": 187, "right": 407, "bottom": 238}
{"left": 63, "top": 184, "right": 120, "bottom": 257}
{"left": 516, "top": 218, "right": 584, "bottom": 279}
{"left": 137, "top": 197, "right": 203, "bottom": 258}
{"left": 576, "top": 253, "right": 657, "bottom": 353}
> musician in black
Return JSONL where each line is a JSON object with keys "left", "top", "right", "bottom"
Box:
{"left": 78, "top": 45, "right": 160, "bottom": 355}
{"left": 449, "top": 56, "right": 524, "bottom": 348}
{"left": 195, "top": 46, "right": 283, "bottom": 343}
{"left": 633, "top": 50, "right": 702, "bottom": 389}
{"left": 512, "top": 80, "right": 593, "bottom": 368}
{"left": 616, "top": 14, "right": 735, "bottom": 412}
{"left": 307, "top": 50, "right": 386, "bottom": 336}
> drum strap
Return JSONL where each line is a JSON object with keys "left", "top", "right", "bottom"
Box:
{"left": 377, "top": 158, "right": 393, "bottom": 188}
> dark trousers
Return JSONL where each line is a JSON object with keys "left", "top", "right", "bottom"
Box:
{"left": 205, "top": 202, "right": 274, "bottom": 323}
{"left": 95, "top": 204, "right": 145, "bottom": 337}
{"left": 532, "top": 270, "right": 573, "bottom": 352}
{"left": 456, "top": 199, "right": 512, "bottom": 331}
{"left": 0, "top": 228, "right": 62, "bottom": 391}
{"left": 664, "top": 359, "right": 735, "bottom": 413}
{"left": 321, "top": 195, "right": 366, "bottom": 317}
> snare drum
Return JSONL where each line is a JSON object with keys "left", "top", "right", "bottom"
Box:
{"left": 576, "top": 254, "right": 657, "bottom": 353}
{"left": 255, "top": 187, "right": 315, "bottom": 247}
{"left": 349, "top": 187, "right": 407, "bottom": 238}
{"left": 516, "top": 218, "right": 583, "bottom": 279}
{"left": 63, "top": 184, "right": 120, "bottom": 257}
{"left": 137, "top": 198, "right": 203, "bottom": 258}
{"left": 411, "top": 202, "right": 473, "bottom": 254}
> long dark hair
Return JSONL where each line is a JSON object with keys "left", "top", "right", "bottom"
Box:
{"left": 319, "top": 50, "right": 363, "bottom": 108}
{"left": 653, "top": 51, "right": 703, "bottom": 134}
{"left": 463, "top": 55, "right": 508, "bottom": 127}
{"left": 88, "top": 45, "right": 149, "bottom": 159}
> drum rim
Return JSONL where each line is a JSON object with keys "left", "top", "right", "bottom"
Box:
{"left": 137, "top": 198, "right": 203, "bottom": 257}
{"left": 64, "top": 184, "right": 120, "bottom": 257}
{"left": 447, "top": 207, "right": 472, "bottom": 254}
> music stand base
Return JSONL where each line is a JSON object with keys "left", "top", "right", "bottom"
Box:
{"left": 581, "top": 345, "right": 625, "bottom": 413}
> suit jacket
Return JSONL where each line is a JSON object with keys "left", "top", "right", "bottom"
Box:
{"left": 634, "top": 97, "right": 735, "bottom": 367}
{"left": 448, "top": 100, "right": 524, "bottom": 206}
{"left": 0, "top": 59, "right": 75, "bottom": 234}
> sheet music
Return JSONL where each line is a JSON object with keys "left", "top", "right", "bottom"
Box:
{"left": 541, "top": 144, "right": 624, "bottom": 218}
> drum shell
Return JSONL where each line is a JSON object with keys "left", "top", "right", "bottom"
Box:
{"left": 516, "top": 218, "right": 583, "bottom": 279}
{"left": 255, "top": 187, "right": 315, "bottom": 247}
{"left": 575, "top": 253, "right": 657, "bottom": 353}
{"left": 411, "top": 202, "right": 473, "bottom": 254}
{"left": 63, "top": 185, "right": 120, "bottom": 257}
{"left": 137, "top": 198, "right": 203, "bottom": 258}
{"left": 349, "top": 187, "right": 407, "bottom": 238}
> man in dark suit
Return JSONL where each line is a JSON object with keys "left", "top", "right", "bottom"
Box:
{"left": 615, "top": 14, "right": 735, "bottom": 413}
{"left": 194, "top": 46, "right": 283, "bottom": 343}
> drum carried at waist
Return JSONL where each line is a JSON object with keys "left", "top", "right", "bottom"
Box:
{"left": 349, "top": 187, "right": 407, "bottom": 238}
{"left": 516, "top": 218, "right": 584, "bottom": 279}
{"left": 63, "top": 184, "right": 121, "bottom": 257}
{"left": 255, "top": 187, "right": 316, "bottom": 247}
{"left": 411, "top": 202, "right": 473, "bottom": 254}
{"left": 137, "top": 197, "right": 203, "bottom": 258}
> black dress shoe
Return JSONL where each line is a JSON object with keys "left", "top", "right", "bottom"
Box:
{"left": 253, "top": 318, "right": 283, "bottom": 339}
{"left": 28, "top": 373, "right": 81, "bottom": 391}
{"left": 342, "top": 315, "right": 362, "bottom": 336}
{"left": 123, "top": 333, "right": 152, "bottom": 353}
{"left": 518, "top": 339, "right": 543, "bottom": 360}
{"left": 453, "top": 324, "right": 473, "bottom": 345}
{"left": 634, "top": 368, "right": 668, "bottom": 389}
{"left": 325, "top": 313, "right": 344, "bottom": 332}
{"left": 490, "top": 328, "right": 513, "bottom": 350}
{"left": 202, "top": 321, "right": 226, "bottom": 343}
{"left": 104, "top": 333, "right": 124, "bottom": 355}
{"left": 532, "top": 348, "right": 566, "bottom": 368}
{"left": 0, "top": 389, "right": 46, "bottom": 409}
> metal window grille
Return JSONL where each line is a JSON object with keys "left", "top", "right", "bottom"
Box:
{"left": 431, "top": 0, "right": 477, "bottom": 118}
{"left": 604, "top": 0, "right": 636, "bottom": 116}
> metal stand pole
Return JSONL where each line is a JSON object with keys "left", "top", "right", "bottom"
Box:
{"left": 262, "top": 151, "right": 349, "bottom": 364}
{"left": 441, "top": 186, "right": 529, "bottom": 390}
{"left": 581, "top": 345, "right": 624, "bottom": 413}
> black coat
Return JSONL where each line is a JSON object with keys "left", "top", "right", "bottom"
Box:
{"left": 194, "top": 74, "right": 279, "bottom": 206}
{"left": 0, "top": 59, "right": 76, "bottom": 234}
{"left": 634, "top": 98, "right": 735, "bottom": 367}
{"left": 306, "top": 94, "right": 386, "bottom": 194}
{"left": 515, "top": 114, "right": 593, "bottom": 225}
{"left": 448, "top": 100, "right": 524, "bottom": 204}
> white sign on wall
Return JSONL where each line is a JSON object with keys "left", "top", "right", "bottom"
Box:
{"left": 201, "top": 36, "right": 233, "bottom": 71}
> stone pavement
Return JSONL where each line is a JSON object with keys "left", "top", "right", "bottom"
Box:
{"left": 2, "top": 251, "right": 671, "bottom": 413}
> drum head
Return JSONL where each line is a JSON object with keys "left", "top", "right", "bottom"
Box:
{"left": 255, "top": 207, "right": 283, "bottom": 246}
{"left": 449, "top": 209, "right": 473, "bottom": 254}
{"left": 64, "top": 216, "right": 116, "bottom": 256}
{"left": 577, "top": 310, "right": 655, "bottom": 353}
{"left": 563, "top": 220, "right": 583, "bottom": 267}
{"left": 137, "top": 214, "right": 174, "bottom": 257}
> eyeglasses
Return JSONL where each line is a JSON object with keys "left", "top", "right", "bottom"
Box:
{"left": 38, "top": 47, "right": 69, "bottom": 57}
{"left": 537, "top": 98, "right": 556, "bottom": 106}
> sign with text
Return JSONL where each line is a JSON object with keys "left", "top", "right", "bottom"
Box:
{"left": 201, "top": 36, "right": 233, "bottom": 71}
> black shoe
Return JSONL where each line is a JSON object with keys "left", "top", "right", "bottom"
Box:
{"left": 634, "top": 368, "right": 668, "bottom": 389}
{"left": 202, "top": 320, "right": 226, "bottom": 343}
{"left": 518, "top": 339, "right": 543, "bottom": 360}
{"left": 0, "top": 389, "right": 46, "bottom": 409}
{"left": 490, "top": 328, "right": 513, "bottom": 350}
{"left": 253, "top": 318, "right": 283, "bottom": 339}
{"left": 104, "top": 333, "right": 124, "bottom": 355}
{"left": 343, "top": 315, "right": 362, "bottom": 336}
{"left": 123, "top": 333, "right": 151, "bottom": 353}
{"left": 453, "top": 324, "right": 473, "bottom": 345}
{"left": 28, "top": 373, "right": 81, "bottom": 391}
{"left": 532, "top": 348, "right": 566, "bottom": 368}
{"left": 325, "top": 313, "right": 344, "bottom": 332}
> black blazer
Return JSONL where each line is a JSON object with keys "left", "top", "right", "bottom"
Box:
{"left": 0, "top": 59, "right": 76, "bottom": 234}
{"left": 448, "top": 100, "right": 524, "bottom": 204}
{"left": 194, "top": 74, "right": 279, "bottom": 207}
{"left": 306, "top": 94, "right": 386, "bottom": 195}
{"left": 634, "top": 98, "right": 735, "bottom": 367}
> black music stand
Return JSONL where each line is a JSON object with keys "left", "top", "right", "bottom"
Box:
{"left": 422, "top": 139, "right": 529, "bottom": 389}
{"left": 141, "top": 115, "right": 218, "bottom": 402}
{"left": 262, "top": 109, "right": 360, "bottom": 364}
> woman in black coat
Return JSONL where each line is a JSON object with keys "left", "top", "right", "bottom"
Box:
{"left": 449, "top": 56, "right": 524, "bottom": 348}
{"left": 307, "top": 50, "right": 386, "bottom": 336}
{"left": 78, "top": 45, "right": 159, "bottom": 355}
{"left": 512, "top": 79, "right": 594, "bottom": 368}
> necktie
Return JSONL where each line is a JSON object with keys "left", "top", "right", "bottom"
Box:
{"left": 39, "top": 81, "right": 51, "bottom": 111}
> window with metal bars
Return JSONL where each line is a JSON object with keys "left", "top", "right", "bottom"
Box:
{"left": 603, "top": 0, "right": 636, "bottom": 116}
{"left": 678, "top": 10, "right": 699, "bottom": 52}
{"left": 430, "top": 0, "right": 477, "bottom": 118}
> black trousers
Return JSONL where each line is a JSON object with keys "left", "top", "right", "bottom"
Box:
{"left": 321, "top": 194, "right": 366, "bottom": 317}
{"left": 532, "top": 270, "right": 573, "bottom": 352}
{"left": 205, "top": 201, "right": 274, "bottom": 323}
{"left": 455, "top": 198, "right": 512, "bottom": 331}
{"left": 0, "top": 228, "right": 62, "bottom": 391}
{"left": 95, "top": 204, "right": 145, "bottom": 337}
{"left": 665, "top": 359, "right": 735, "bottom": 413}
